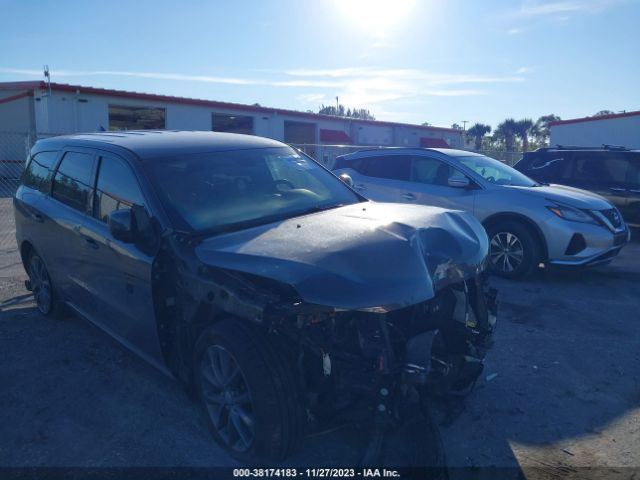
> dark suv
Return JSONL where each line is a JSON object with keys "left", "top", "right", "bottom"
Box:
{"left": 14, "top": 131, "right": 496, "bottom": 464}
{"left": 515, "top": 146, "right": 640, "bottom": 227}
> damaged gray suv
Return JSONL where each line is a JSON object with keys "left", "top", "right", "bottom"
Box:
{"left": 14, "top": 131, "right": 497, "bottom": 463}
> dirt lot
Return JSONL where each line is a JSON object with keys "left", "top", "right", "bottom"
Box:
{"left": 1, "top": 235, "right": 639, "bottom": 479}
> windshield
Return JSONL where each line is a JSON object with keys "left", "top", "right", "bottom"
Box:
{"left": 458, "top": 155, "right": 537, "bottom": 187}
{"left": 146, "top": 147, "right": 361, "bottom": 234}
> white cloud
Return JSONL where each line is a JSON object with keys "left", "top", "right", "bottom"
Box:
{"left": 516, "top": 66, "right": 534, "bottom": 74}
{"left": 506, "top": 0, "right": 625, "bottom": 19}
{"left": 296, "top": 93, "right": 327, "bottom": 104}
{"left": 0, "top": 65, "right": 508, "bottom": 113}
{"left": 508, "top": 28, "right": 523, "bottom": 34}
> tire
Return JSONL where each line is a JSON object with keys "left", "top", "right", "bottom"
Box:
{"left": 27, "top": 251, "right": 66, "bottom": 318}
{"left": 486, "top": 220, "right": 541, "bottom": 279}
{"left": 194, "top": 319, "right": 304, "bottom": 464}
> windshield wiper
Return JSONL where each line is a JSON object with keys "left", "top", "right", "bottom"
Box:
{"left": 298, "top": 204, "right": 346, "bottom": 215}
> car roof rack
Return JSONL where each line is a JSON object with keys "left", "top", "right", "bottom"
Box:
{"left": 535, "top": 144, "right": 630, "bottom": 152}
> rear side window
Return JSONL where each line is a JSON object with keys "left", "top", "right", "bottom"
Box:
{"left": 351, "top": 155, "right": 411, "bottom": 181}
{"left": 94, "top": 155, "right": 145, "bottom": 222}
{"left": 628, "top": 155, "right": 640, "bottom": 189}
{"left": 23, "top": 151, "right": 58, "bottom": 192}
{"left": 569, "top": 152, "right": 627, "bottom": 184}
{"left": 52, "top": 151, "right": 95, "bottom": 212}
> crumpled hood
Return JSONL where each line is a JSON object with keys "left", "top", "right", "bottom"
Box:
{"left": 195, "top": 202, "right": 489, "bottom": 312}
{"left": 508, "top": 184, "right": 613, "bottom": 210}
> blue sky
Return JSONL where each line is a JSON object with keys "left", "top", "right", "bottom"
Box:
{"left": 1, "top": 0, "right": 639, "bottom": 129}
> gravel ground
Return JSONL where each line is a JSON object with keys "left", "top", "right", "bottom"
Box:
{"left": 1, "top": 236, "right": 639, "bottom": 479}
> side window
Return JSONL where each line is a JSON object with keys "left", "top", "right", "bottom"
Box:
{"left": 527, "top": 155, "right": 570, "bottom": 181}
{"left": 22, "top": 151, "right": 59, "bottom": 192}
{"left": 568, "top": 152, "right": 627, "bottom": 186}
{"left": 94, "top": 155, "right": 145, "bottom": 222}
{"left": 411, "top": 157, "right": 459, "bottom": 186}
{"left": 51, "top": 151, "right": 95, "bottom": 212}
{"left": 627, "top": 155, "right": 640, "bottom": 189}
{"left": 355, "top": 155, "right": 411, "bottom": 181}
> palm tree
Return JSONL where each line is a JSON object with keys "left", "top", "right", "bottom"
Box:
{"left": 532, "top": 114, "right": 561, "bottom": 146}
{"left": 466, "top": 123, "right": 492, "bottom": 151}
{"left": 514, "top": 118, "right": 534, "bottom": 152}
{"left": 494, "top": 118, "right": 518, "bottom": 152}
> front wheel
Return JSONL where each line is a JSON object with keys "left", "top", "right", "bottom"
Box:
{"left": 486, "top": 221, "right": 541, "bottom": 279}
{"left": 194, "top": 319, "right": 304, "bottom": 463}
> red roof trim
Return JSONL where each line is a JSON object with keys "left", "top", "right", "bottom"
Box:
{"left": 0, "top": 91, "right": 32, "bottom": 105}
{"left": 0, "top": 81, "right": 463, "bottom": 134}
{"left": 320, "top": 129, "right": 352, "bottom": 144}
{"left": 549, "top": 110, "right": 640, "bottom": 126}
{"left": 420, "top": 137, "right": 450, "bottom": 148}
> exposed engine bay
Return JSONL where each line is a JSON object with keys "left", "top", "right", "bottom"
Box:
{"left": 269, "top": 275, "right": 497, "bottom": 427}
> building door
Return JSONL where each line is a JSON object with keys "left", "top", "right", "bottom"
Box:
{"left": 284, "top": 121, "right": 316, "bottom": 158}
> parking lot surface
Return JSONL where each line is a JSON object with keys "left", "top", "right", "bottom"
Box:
{"left": 1, "top": 236, "right": 639, "bottom": 478}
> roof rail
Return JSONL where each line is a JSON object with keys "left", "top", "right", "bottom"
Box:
{"left": 545, "top": 144, "right": 630, "bottom": 151}
{"left": 602, "top": 144, "right": 628, "bottom": 151}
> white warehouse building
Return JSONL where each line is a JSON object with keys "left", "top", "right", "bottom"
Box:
{"left": 0, "top": 80, "right": 464, "bottom": 166}
{"left": 550, "top": 110, "right": 640, "bottom": 149}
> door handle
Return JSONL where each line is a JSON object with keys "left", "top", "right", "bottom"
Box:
{"left": 31, "top": 213, "right": 44, "bottom": 223}
{"left": 402, "top": 193, "right": 416, "bottom": 201}
{"left": 354, "top": 184, "right": 366, "bottom": 191}
{"left": 609, "top": 187, "right": 626, "bottom": 193}
{"left": 84, "top": 237, "right": 99, "bottom": 249}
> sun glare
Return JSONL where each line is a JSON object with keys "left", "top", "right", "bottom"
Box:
{"left": 335, "top": 0, "right": 416, "bottom": 31}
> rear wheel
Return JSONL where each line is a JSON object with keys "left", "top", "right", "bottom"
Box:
{"left": 486, "top": 221, "right": 541, "bottom": 279}
{"left": 194, "top": 319, "right": 304, "bottom": 463}
{"left": 27, "top": 252, "right": 65, "bottom": 318}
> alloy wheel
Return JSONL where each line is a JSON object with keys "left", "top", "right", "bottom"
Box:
{"left": 29, "top": 256, "right": 52, "bottom": 315}
{"left": 489, "top": 231, "right": 524, "bottom": 273}
{"left": 200, "top": 345, "right": 255, "bottom": 452}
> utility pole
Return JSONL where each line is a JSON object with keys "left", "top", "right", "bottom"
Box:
{"left": 336, "top": 96, "right": 339, "bottom": 114}
{"left": 461, "top": 120, "right": 469, "bottom": 131}
{"left": 43, "top": 65, "right": 51, "bottom": 97}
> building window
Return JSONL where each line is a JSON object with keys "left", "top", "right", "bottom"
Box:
{"left": 212, "top": 113, "right": 254, "bottom": 134}
{"left": 108, "top": 105, "right": 166, "bottom": 131}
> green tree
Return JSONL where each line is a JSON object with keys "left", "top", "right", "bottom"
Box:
{"left": 514, "top": 118, "right": 534, "bottom": 152}
{"left": 421, "top": 121, "right": 431, "bottom": 126}
{"left": 466, "top": 123, "right": 492, "bottom": 151}
{"left": 494, "top": 118, "right": 518, "bottom": 152}
{"left": 594, "top": 110, "right": 615, "bottom": 116}
{"left": 318, "top": 104, "right": 375, "bottom": 120}
{"left": 532, "top": 114, "right": 561, "bottom": 146}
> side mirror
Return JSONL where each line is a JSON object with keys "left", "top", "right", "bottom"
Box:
{"left": 448, "top": 175, "right": 471, "bottom": 189}
{"left": 338, "top": 173, "right": 354, "bottom": 187}
{"left": 108, "top": 209, "right": 137, "bottom": 243}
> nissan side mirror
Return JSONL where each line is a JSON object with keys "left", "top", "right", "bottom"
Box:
{"left": 448, "top": 175, "right": 471, "bottom": 189}
{"left": 108, "top": 209, "right": 137, "bottom": 243}
{"left": 338, "top": 173, "right": 354, "bottom": 187}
